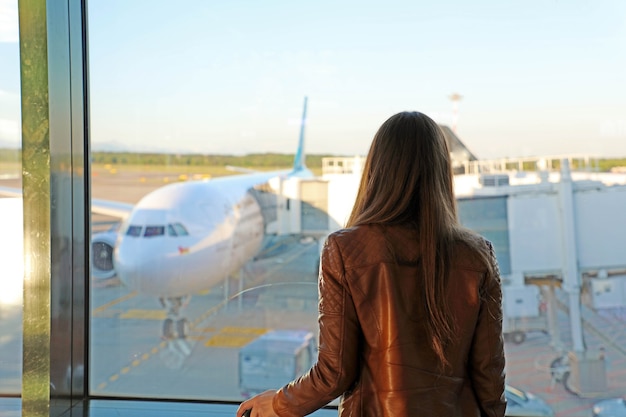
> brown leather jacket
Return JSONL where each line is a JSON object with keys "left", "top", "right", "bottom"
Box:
{"left": 273, "top": 224, "right": 506, "bottom": 417}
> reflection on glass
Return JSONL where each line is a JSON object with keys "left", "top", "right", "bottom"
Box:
{"left": 0, "top": 198, "right": 23, "bottom": 395}
{"left": 87, "top": 1, "right": 626, "bottom": 415}
{"left": 0, "top": 0, "right": 22, "bottom": 396}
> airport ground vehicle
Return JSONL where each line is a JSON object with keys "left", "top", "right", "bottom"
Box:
{"left": 502, "top": 285, "right": 548, "bottom": 345}
{"left": 505, "top": 384, "right": 555, "bottom": 417}
{"left": 238, "top": 330, "right": 316, "bottom": 398}
{"left": 592, "top": 397, "right": 626, "bottom": 417}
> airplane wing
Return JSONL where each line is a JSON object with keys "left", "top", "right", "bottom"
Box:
{"left": 225, "top": 165, "right": 259, "bottom": 174}
{"left": 0, "top": 186, "right": 21, "bottom": 198}
{"left": 91, "top": 199, "right": 133, "bottom": 218}
{"left": 1, "top": 186, "right": 132, "bottom": 219}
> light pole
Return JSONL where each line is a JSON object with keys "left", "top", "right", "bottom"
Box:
{"left": 449, "top": 93, "right": 463, "bottom": 133}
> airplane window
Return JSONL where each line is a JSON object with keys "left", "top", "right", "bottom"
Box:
{"left": 172, "top": 223, "right": 189, "bottom": 236}
{"left": 167, "top": 224, "right": 177, "bottom": 236}
{"left": 144, "top": 225, "right": 165, "bottom": 237}
{"left": 126, "top": 225, "right": 142, "bottom": 237}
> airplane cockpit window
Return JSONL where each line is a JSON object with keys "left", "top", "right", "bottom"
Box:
{"left": 167, "top": 223, "right": 188, "bottom": 237}
{"left": 126, "top": 225, "right": 143, "bottom": 237}
{"left": 144, "top": 225, "right": 165, "bottom": 237}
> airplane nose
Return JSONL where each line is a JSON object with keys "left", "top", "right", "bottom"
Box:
{"left": 114, "top": 239, "right": 164, "bottom": 294}
{"left": 114, "top": 243, "right": 142, "bottom": 291}
{"left": 114, "top": 236, "right": 189, "bottom": 296}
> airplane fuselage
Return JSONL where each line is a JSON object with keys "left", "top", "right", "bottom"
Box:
{"left": 113, "top": 174, "right": 282, "bottom": 297}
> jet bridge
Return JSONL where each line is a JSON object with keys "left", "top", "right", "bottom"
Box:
{"left": 270, "top": 175, "right": 357, "bottom": 238}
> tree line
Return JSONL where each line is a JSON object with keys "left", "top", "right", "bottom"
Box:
{"left": 1, "top": 148, "right": 626, "bottom": 172}
{"left": 0, "top": 149, "right": 335, "bottom": 169}
{"left": 90, "top": 152, "right": 335, "bottom": 168}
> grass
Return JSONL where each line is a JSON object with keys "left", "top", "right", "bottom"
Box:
{"left": 92, "top": 164, "right": 323, "bottom": 177}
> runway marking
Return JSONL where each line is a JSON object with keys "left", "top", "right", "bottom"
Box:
{"left": 198, "top": 327, "right": 217, "bottom": 333}
{"left": 204, "top": 327, "right": 268, "bottom": 348}
{"left": 221, "top": 326, "right": 267, "bottom": 335}
{"left": 92, "top": 291, "right": 138, "bottom": 315}
{"left": 119, "top": 309, "right": 167, "bottom": 320}
{"left": 205, "top": 334, "right": 258, "bottom": 348}
{"left": 98, "top": 324, "right": 266, "bottom": 390}
{"left": 192, "top": 302, "right": 227, "bottom": 327}
{"left": 97, "top": 341, "right": 165, "bottom": 391}
{"left": 92, "top": 308, "right": 123, "bottom": 318}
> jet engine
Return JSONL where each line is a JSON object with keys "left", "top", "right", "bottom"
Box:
{"left": 91, "top": 228, "right": 118, "bottom": 279}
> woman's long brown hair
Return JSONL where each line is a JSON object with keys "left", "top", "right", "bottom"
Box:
{"left": 346, "top": 111, "right": 483, "bottom": 368}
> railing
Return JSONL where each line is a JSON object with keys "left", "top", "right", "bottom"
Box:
{"left": 322, "top": 154, "right": 601, "bottom": 176}
{"left": 459, "top": 154, "right": 601, "bottom": 174}
{"left": 321, "top": 156, "right": 364, "bottom": 175}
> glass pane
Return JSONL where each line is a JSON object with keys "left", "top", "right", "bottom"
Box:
{"left": 87, "top": 1, "right": 626, "bottom": 416}
{"left": 458, "top": 197, "right": 511, "bottom": 275}
{"left": 0, "top": 0, "right": 22, "bottom": 395}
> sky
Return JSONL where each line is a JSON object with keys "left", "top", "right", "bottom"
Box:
{"left": 1, "top": 0, "right": 626, "bottom": 159}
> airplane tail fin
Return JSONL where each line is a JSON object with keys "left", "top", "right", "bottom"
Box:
{"left": 293, "top": 96, "right": 307, "bottom": 172}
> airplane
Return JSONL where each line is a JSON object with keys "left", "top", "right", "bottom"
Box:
{"left": 1, "top": 97, "right": 314, "bottom": 340}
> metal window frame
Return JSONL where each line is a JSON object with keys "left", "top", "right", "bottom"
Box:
{"left": 19, "top": 0, "right": 90, "bottom": 415}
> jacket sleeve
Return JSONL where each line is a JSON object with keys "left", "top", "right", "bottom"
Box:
{"left": 468, "top": 241, "right": 507, "bottom": 417}
{"left": 272, "top": 234, "right": 361, "bottom": 417}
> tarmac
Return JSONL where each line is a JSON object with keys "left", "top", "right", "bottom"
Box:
{"left": 2, "top": 169, "right": 626, "bottom": 416}
{"left": 504, "top": 292, "right": 626, "bottom": 416}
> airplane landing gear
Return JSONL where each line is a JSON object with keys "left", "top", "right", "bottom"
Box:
{"left": 159, "top": 296, "right": 191, "bottom": 339}
{"left": 163, "top": 318, "right": 175, "bottom": 339}
{"left": 158, "top": 296, "right": 193, "bottom": 369}
{"left": 176, "top": 318, "right": 190, "bottom": 339}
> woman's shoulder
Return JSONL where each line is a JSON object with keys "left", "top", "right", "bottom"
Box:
{"left": 450, "top": 228, "right": 493, "bottom": 272}
{"left": 327, "top": 224, "right": 411, "bottom": 245}
{"left": 324, "top": 224, "right": 416, "bottom": 266}
{"left": 328, "top": 224, "right": 380, "bottom": 239}
{"left": 325, "top": 224, "right": 385, "bottom": 251}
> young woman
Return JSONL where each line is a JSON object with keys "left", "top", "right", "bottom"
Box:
{"left": 237, "top": 111, "right": 506, "bottom": 417}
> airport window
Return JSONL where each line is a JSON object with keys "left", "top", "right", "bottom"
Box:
{"left": 88, "top": 0, "right": 626, "bottom": 417}
{"left": 79, "top": 1, "right": 626, "bottom": 416}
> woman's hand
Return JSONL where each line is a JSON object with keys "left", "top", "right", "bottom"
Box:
{"left": 236, "top": 390, "right": 279, "bottom": 417}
